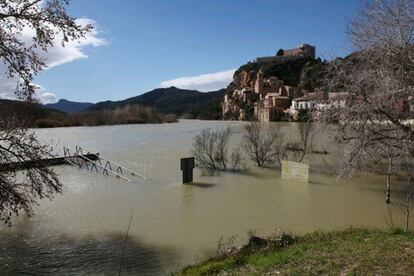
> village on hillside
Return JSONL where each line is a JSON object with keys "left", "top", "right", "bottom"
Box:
{"left": 222, "top": 44, "right": 414, "bottom": 122}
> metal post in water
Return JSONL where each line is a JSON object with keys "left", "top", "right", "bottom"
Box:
{"left": 180, "top": 157, "right": 195, "bottom": 184}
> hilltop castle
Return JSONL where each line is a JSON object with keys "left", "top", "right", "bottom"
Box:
{"left": 256, "top": 44, "right": 316, "bottom": 63}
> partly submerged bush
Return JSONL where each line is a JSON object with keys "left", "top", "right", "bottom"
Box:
{"left": 243, "top": 122, "right": 284, "bottom": 167}
{"left": 191, "top": 127, "right": 232, "bottom": 170}
{"left": 191, "top": 127, "right": 246, "bottom": 171}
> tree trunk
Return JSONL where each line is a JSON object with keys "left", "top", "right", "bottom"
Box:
{"left": 405, "top": 179, "right": 411, "bottom": 234}
{"left": 405, "top": 190, "right": 410, "bottom": 234}
{"left": 385, "top": 158, "right": 392, "bottom": 204}
{"left": 385, "top": 174, "right": 391, "bottom": 204}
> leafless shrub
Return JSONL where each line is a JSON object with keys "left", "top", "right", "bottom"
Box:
{"left": 215, "top": 127, "right": 232, "bottom": 170}
{"left": 243, "top": 122, "right": 284, "bottom": 167}
{"left": 285, "top": 122, "right": 314, "bottom": 163}
{"left": 192, "top": 129, "right": 217, "bottom": 169}
{"left": 230, "top": 145, "right": 245, "bottom": 171}
{"left": 191, "top": 127, "right": 232, "bottom": 170}
{"left": 216, "top": 235, "right": 238, "bottom": 257}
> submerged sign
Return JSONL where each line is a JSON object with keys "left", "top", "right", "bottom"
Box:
{"left": 281, "top": 160, "right": 309, "bottom": 182}
{"left": 181, "top": 157, "right": 195, "bottom": 184}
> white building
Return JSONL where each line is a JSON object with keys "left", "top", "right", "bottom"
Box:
{"left": 287, "top": 92, "right": 328, "bottom": 120}
{"left": 290, "top": 92, "right": 327, "bottom": 111}
{"left": 291, "top": 98, "right": 316, "bottom": 110}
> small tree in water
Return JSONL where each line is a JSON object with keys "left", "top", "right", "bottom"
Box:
{"left": 191, "top": 127, "right": 232, "bottom": 170}
{"left": 285, "top": 121, "right": 314, "bottom": 163}
{"left": 0, "top": 0, "right": 92, "bottom": 224}
{"left": 243, "top": 122, "right": 284, "bottom": 167}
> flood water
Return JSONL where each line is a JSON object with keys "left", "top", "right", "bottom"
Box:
{"left": 0, "top": 120, "right": 412, "bottom": 275}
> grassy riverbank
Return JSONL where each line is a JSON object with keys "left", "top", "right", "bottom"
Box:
{"left": 179, "top": 228, "right": 414, "bottom": 275}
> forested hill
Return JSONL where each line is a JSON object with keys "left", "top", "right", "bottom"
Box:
{"left": 89, "top": 86, "right": 225, "bottom": 120}
{"left": 0, "top": 99, "right": 66, "bottom": 126}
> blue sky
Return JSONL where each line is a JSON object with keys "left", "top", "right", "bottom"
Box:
{"left": 33, "top": 0, "right": 360, "bottom": 103}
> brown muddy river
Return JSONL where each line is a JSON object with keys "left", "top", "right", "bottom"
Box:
{"left": 0, "top": 120, "right": 411, "bottom": 275}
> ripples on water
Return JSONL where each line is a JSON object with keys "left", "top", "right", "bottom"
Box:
{"left": 0, "top": 120, "right": 411, "bottom": 275}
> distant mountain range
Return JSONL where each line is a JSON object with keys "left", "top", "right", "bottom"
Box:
{"left": 46, "top": 99, "right": 94, "bottom": 113}
{"left": 90, "top": 86, "right": 225, "bottom": 119}
{"left": 46, "top": 86, "right": 226, "bottom": 120}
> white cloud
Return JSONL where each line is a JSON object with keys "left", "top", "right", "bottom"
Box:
{"left": 36, "top": 92, "right": 57, "bottom": 104}
{"left": 44, "top": 18, "right": 108, "bottom": 69}
{"left": 160, "top": 69, "right": 236, "bottom": 92}
{"left": 30, "top": 84, "right": 57, "bottom": 104}
{"left": 0, "top": 17, "right": 107, "bottom": 103}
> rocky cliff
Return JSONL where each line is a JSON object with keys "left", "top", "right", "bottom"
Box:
{"left": 223, "top": 54, "right": 327, "bottom": 120}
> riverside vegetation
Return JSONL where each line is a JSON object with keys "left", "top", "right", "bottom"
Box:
{"left": 179, "top": 228, "right": 414, "bottom": 275}
{"left": 0, "top": 100, "right": 177, "bottom": 128}
{"left": 36, "top": 105, "right": 178, "bottom": 127}
{"left": 191, "top": 121, "right": 314, "bottom": 171}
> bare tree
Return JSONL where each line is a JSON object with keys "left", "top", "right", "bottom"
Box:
{"left": 230, "top": 145, "right": 244, "bottom": 171}
{"left": 0, "top": 0, "right": 92, "bottom": 224}
{"left": 323, "top": 0, "right": 414, "bottom": 204}
{"left": 191, "top": 127, "right": 232, "bottom": 170}
{"left": 402, "top": 177, "right": 413, "bottom": 233}
{"left": 192, "top": 128, "right": 217, "bottom": 169}
{"left": 215, "top": 127, "right": 232, "bottom": 170}
{"left": 0, "top": 116, "right": 61, "bottom": 225}
{"left": 216, "top": 235, "right": 238, "bottom": 257}
{"left": 0, "top": 0, "right": 92, "bottom": 99}
{"left": 285, "top": 122, "right": 314, "bottom": 163}
{"left": 243, "top": 122, "right": 284, "bottom": 167}
{"left": 364, "top": 139, "right": 404, "bottom": 203}
{"left": 397, "top": 160, "right": 414, "bottom": 233}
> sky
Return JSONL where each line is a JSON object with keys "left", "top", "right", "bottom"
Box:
{"left": 1, "top": 0, "right": 361, "bottom": 103}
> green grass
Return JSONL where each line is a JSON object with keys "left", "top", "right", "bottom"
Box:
{"left": 179, "top": 228, "right": 414, "bottom": 275}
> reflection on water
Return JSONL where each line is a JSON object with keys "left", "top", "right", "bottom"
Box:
{"left": 0, "top": 120, "right": 412, "bottom": 275}
{"left": 0, "top": 229, "right": 178, "bottom": 275}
